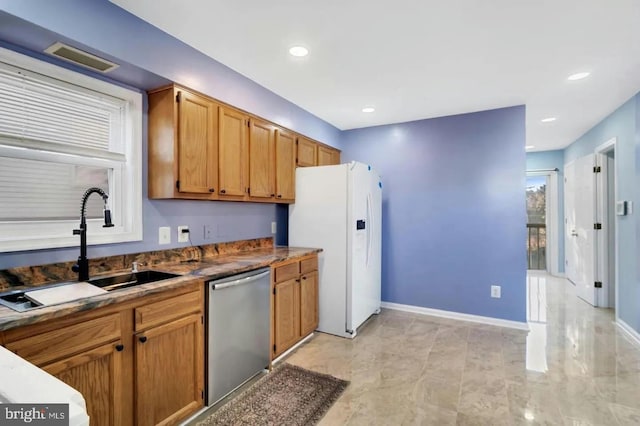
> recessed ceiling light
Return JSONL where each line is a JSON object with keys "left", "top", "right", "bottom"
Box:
{"left": 289, "top": 46, "right": 309, "bottom": 57}
{"left": 526, "top": 145, "right": 535, "bottom": 150}
{"left": 541, "top": 117, "right": 557, "bottom": 123}
{"left": 568, "top": 72, "right": 590, "bottom": 81}
{"left": 362, "top": 107, "right": 375, "bottom": 113}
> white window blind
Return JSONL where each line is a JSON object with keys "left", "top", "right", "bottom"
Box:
{"left": 0, "top": 62, "right": 126, "bottom": 158}
{"left": 0, "top": 46, "right": 142, "bottom": 252}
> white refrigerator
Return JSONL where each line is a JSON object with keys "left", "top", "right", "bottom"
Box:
{"left": 289, "top": 161, "right": 382, "bottom": 338}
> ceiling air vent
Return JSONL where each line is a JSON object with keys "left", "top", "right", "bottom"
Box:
{"left": 44, "top": 42, "right": 119, "bottom": 73}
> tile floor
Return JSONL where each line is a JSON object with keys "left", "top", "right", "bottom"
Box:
{"left": 284, "top": 272, "right": 640, "bottom": 425}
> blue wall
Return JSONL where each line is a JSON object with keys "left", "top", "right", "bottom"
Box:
{"left": 341, "top": 107, "right": 528, "bottom": 322}
{"left": 526, "top": 150, "right": 565, "bottom": 273}
{"left": 0, "top": 0, "right": 340, "bottom": 269}
{"left": 564, "top": 96, "right": 639, "bottom": 331}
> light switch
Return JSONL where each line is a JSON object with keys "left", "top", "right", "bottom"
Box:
{"left": 159, "top": 226, "right": 171, "bottom": 245}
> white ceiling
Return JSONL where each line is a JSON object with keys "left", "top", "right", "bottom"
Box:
{"left": 111, "top": 0, "right": 640, "bottom": 151}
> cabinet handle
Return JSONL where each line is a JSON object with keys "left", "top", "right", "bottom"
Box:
{"left": 209, "top": 188, "right": 215, "bottom": 193}
{"left": 115, "top": 344, "right": 124, "bottom": 352}
{"left": 139, "top": 336, "right": 147, "bottom": 343}
{"left": 220, "top": 189, "right": 226, "bottom": 194}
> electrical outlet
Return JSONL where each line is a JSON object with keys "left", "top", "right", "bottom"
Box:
{"left": 178, "top": 226, "right": 189, "bottom": 243}
{"left": 491, "top": 285, "right": 501, "bottom": 299}
{"left": 204, "top": 225, "right": 214, "bottom": 240}
{"left": 158, "top": 226, "right": 171, "bottom": 245}
{"left": 271, "top": 221, "right": 277, "bottom": 234}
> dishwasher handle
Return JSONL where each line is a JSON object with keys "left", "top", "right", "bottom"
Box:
{"left": 210, "top": 270, "right": 270, "bottom": 290}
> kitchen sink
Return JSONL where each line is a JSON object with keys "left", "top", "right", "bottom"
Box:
{"left": 0, "top": 270, "right": 180, "bottom": 312}
{"left": 88, "top": 270, "right": 180, "bottom": 292}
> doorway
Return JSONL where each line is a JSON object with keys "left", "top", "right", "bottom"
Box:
{"left": 526, "top": 175, "right": 547, "bottom": 270}
{"left": 595, "top": 139, "right": 617, "bottom": 310}
{"left": 563, "top": 138, "right": 617, "bottom": 309}
{"left": 526, "top": 169, "right": 559, "bottom": 274}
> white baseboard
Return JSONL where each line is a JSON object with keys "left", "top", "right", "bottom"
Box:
{"left": 616, "top": 319, "right": 640, "bottom": 348}
{"left": 381, "top": 302, "right": 529, "bottom": 331}
{"left": 272, "top": 332, "right": 315, "bottom": 365}
{"left": 553, "top": 272, "right": 566, "bottom": 278}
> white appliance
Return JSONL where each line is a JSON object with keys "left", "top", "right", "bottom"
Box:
{"left": 289, "top": 161, "right": 382, "bottom": 338}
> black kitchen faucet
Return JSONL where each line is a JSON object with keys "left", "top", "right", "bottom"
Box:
{"left": 72, "top": 187, "right": 114, "bottom": 281}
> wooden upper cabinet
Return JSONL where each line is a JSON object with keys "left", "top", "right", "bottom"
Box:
{"left": 148, "top": 83, "right": 339, "bottom": 203}
{"left": 148, "top": 86, "right": 217, "bottom": 199}
{"left": 177, "top": 90, "right": 217, "bottom": 194}
{"left": 296, "top": 136, "right": 317, "bottom": 167}
{"left": 317, "top": 145, "right": 340, "bottom": 166}
{"left": 218, "top": 106, "right": 247, "bottom": 197}
{"left": 275, "top": 128, "right": 296, "bottom": 201}
{"left": 248, "top": 118, "right": 275, "bottom": 199}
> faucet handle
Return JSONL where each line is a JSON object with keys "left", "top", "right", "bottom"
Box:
{"left": 72, "top": 263, "right": 80, "bottom": 273}
{"left": 132, "top": 262, "right": 146, "bottom": 273}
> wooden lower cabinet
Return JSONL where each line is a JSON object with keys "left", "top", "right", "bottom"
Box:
{"left": 1, "top": 280, "right": 205, "bottom": 426}
{"left": 136, "top": 314, "right": 204, "bottom": 426}
{"left": 43, "top": 342, "right": 124, "bottom": 426}
{"left": 273, "top": 278, "right": 300, "bottom": 354}
{"left": 299, "top": 271, "right": 319, "bottom": 337}
{"left": 271, "top": 254, "right": 319, "bottom": 359}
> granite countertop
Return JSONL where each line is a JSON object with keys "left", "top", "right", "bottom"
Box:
{"left": 0, "top": 246, "right": 321, "bottom": 332}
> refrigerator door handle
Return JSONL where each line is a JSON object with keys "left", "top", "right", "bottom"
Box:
{"left": 366, "top": 193, "right": 373, "bottom": 267}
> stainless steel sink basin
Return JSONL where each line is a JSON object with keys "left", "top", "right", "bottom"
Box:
{"left": 88, "top": 270, "right": 180, "bottom": 292}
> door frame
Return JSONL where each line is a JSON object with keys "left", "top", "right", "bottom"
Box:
{"left": 526, "top": 170, "right": 559, "bottom": 275}
{"left": 595, "top": 137, "right": 618, "bottom": 312}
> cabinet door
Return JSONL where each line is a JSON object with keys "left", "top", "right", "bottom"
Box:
{"left": 248, "top": 118, "right": 274, "bottom": 199}
{"left": 300, "top": 271, "right": 319, "bottom": 337}
{"left": 274, "top": 278, "right": 300, "bottom": 356}
{"left": 331, "top": 149, "right": 341, "bottom": 165}
{"left": 219, "top": 106, "right": 247, "bottom": 197}
{"left": 296, "top": 136, "right": 317, "bottom": 167}
{"left": 135, "top": 314, "right": 204, "bottom": 426}
{"left": 177, "top": 90, "right": 217, "bottom": 194}
{"left": 275, "top": 129, "right": 296, "bottom": 201}
{"left": 43, "top": 342, "right": 125, "bottom": 426}
{"left": 317, "top": 146, "right": 337, "bottom": 166}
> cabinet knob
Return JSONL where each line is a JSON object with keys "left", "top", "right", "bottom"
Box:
{"left": 296, "top": 279, "right": 300, "bottom": 283}
{"left": 139, "top": 336, "right": 147, "bottom": 343}
{"left": 220, "top": 189, "right": 226, "bottom": 194}
{"left": 271, "top": 194, "right": 275, "bottom": 197}
{"left": 277, "top": 194, "right": 282, "bottom": 198}
{"left": 302, "top": 276, "right": 307, "bottom": 280}
{"left": 209, "top": 188, "right": 215, "bottom": 193}
{"left": 115, "top": 344, "right": 124, "bottom": 352}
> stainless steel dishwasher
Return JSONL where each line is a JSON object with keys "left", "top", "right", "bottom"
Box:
{"left": 207, "top": 267, "right": 271, "bottom": 405}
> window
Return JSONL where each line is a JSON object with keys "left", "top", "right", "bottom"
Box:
{"left": 0, "top": 47, "right": 142, "bottom": 252}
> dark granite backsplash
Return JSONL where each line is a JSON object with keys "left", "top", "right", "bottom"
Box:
{"left": 0, "top": 237, "right": 273, "bottom": 291}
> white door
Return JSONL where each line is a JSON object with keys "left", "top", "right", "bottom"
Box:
{"left": 346, "top": 162, "right": 382, "bottom": 333}
{"left": 567, "top": 154, "right": 597, "bottom": 306}
{"left": 564, "top": 161, "right": 577, "bottom": 283}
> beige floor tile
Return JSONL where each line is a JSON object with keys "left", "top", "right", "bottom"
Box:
{"left": 609, "top": 403, "right": 640, "bottom": 426}
{"left": 271, "top": 273, "right": 640, "bottom": 426}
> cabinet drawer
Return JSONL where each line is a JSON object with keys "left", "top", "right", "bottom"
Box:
{"left": 135, "top": 290, "right": 201, "bottom": 331}
{"left": 6, "top": 313, "right": 121, "bottom": 366}
{"left": 274, "top": 262, "right": 300, "bottom": 283}
{"left": 300, "top": 256, "right": 318, "bottom": 274}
